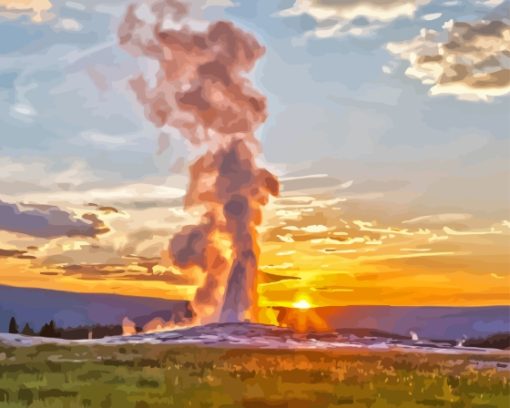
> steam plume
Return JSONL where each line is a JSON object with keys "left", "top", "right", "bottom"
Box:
{"left": 119, "top": 0, "right": 279, "bottom": 323}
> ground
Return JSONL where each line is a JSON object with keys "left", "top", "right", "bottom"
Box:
{"left": 0, "top": 342, "right": 508, "bottom": 407}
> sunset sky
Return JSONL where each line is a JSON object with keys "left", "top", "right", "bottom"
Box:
{"left": 0, "top": 0, "right": 509, "bottom": 307}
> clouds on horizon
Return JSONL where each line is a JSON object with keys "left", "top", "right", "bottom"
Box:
{"left": 0, "top": 200, "right": 108, "bottom": 238}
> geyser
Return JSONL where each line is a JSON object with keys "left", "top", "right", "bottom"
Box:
{"left": 119, "top": 0, "right": 279, "bottom": 324}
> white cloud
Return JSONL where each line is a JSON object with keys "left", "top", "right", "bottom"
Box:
{"left": 282, "top": 0, "right": 429, "bottom": 22}
{"left": 65, "top": 1, "right": 85, "bottom": 11}
{"left": 402, "top": 213, "right": 472, "bottom": 224}
{"left": 280, "top": 0, "right": 431, "bottom": 38}
{"left": 421, "top": 12, "right": 442, "bottom": 21}
{"left": 277, "top": 234, "right": 295, "bottom": 243}
{"left": 10, "top": 103, "right": 37, "bottom": 123}
{"left": 18, "top": 183, "right": 186, "bottom": 207}
{"left": 280, "top": 173, "right": 329, "bottom": 182}
{"left": 311, "top": 237, "right": 365, "bottom": 245}
{"left": 54, "top": 18, "right": 82, "bottom": 32}
{"left": 52, "top": 161, "right": 98, "bottom": 188}
{"left": 387, "top": 18, "right": 510, "bottom": 101}
{"left": 428, "top": 233, "right": 449, "bottom": 242}
{"left": 443, "top": 226, "right": 503, "bottom": 236}
{"left": 11, "top": 103, "right": 36, "bottom": 116}
{"left": 478, "top": 0, "right": 505, "bottom": 6}
{"left": 81, "top": 131, "right": 133, "bottom": 148}
{"left": 300, "top": 224, "right": 329, "bottom": 233}
{"left": 0, "top": 157, "right": 97, "bottom": 193}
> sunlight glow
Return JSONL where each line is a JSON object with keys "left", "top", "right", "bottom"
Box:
{"left": 293, "top": 299, "right": 311, "bottom": 310}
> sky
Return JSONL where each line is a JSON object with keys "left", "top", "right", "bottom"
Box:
{"left": 0, "top": 0, "right": 509, "bottom": 308}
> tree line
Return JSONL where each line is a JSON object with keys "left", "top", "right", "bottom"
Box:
{"left": 8, "top": 317, "right": 60, "bottom": 338}
{"left": 7, "top": 316, "right": 124, "bottom": 339}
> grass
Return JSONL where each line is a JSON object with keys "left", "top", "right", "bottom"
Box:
{"left": 0, "top": 342, "right": 508, "bottom": 407}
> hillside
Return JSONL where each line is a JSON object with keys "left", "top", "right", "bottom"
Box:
{"left": 299, "top": 305, "right": 510, "bottom": 340}
{"left": 0, "top": 285, "right": 190, "bottom": 332}
{"left": 1, "top": 285, "right": 508, "bottom": 341}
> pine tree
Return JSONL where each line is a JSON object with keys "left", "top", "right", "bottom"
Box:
{"left": 8, "top": 317, "right": 18, "bottom": 334}
{"left": 39, "top": 322, "right": 49, "bottom": 337}
{"left": 48, "top": 320, "right": 57, "bottom": 337}
{"left": 21, "top": 323, "right": 34, "bottom": 336}
{"left": 39, "top": 320, "right": 60, "bottom": 338}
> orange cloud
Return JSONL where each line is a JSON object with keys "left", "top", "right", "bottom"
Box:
{"left": 0, "top": 0, "right": 52, "bottom": 22}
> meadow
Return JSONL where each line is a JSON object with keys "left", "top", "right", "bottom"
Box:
{"left": 0, "top": 341, "right": 508, "bottom": 408}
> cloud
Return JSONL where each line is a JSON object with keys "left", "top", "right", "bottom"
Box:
{"left": 80, "top": 131, "right": 134, "bottom": 148}
{"left": 280, "top": 173, "right": 329, "bottom": 182}
{"left": 51, "top": 161, "right": 99, "bottom": 189}
{"left": 300, "top": 224, "right": 329, "bottom": 233}
{"left": 0, "top": 247, "right": 35, "bottom": 259}
{"left": 311, "top": 236, "right": 365, "bottom": 246}
{"left": 282, "top": 0, "right": 428, "bottom": 22}
{"left": 0, "top": 248, "right": 24, "bottom": 257}
{"left": 280, "top": 173, "right": 351, "bottom": 193}
{"left": 443, "top": 226, "right": 503, "bottom": 236}
{"left": 421, "top": 12, "right": 442, "bottom": 21}
{"left": 353, "top": 220, "right": 414, "bottom": 236}
{"left": 204, "top": 0, "right": 235, "bottom": 7}
{"left": 479, "top": 0, "right": 505, "bottom": 6}
{"left": 277, "top": 234, "right": 295, "bottom": 243}
{"left": 0, "top": 0, "right": 52, "bottom": 22}
{"left": 280, "top": 0, "right": 430, "bottom": 38}
{"left": 16, "top": 182, "right": 186, "bottom": 208}
{"left": 0, "top": 200, "right": 108, "bottom": 238}
{"left": 400, "top": 247, "right": 431, "bottom": 252}
{"left": 259, "top": 271, "right": 300, "bottom": 284}
{"left": 402, "top": 213, "right": 472, "bottom": 225}
{"left": 58, "top": 262, "right": 194, "bottom": 285}
{"left": 319, "top": 248, "right": 357, "bottom": 254}
{"left": 0, "top": 157, "right": 98, "bottom": 194}
{"left": 54, "top": 17, "right": 82, "bottom": 31}
{"left": 387, "top": 17, "right": 510, "bottom": 101}
{"left": 11, "top": 103, "right": 37, "bottom": 118}
{"left": 428, "top": 233, "right": 449, "bottom": 242}
{"left": 358, "top": 251, "right": 464, "bottom": 262}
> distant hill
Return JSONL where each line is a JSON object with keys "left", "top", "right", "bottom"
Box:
{"left": 1, "top": 285, "right": 508, "bottom": 340}
{"left": 0, "top": 285, "right": 190, "bottom": 332}
{"left": 287, "top": 305, "right": 510, "bottom": 340}
{"left": 464, "top": 333, "right": 510, "bottom": 350}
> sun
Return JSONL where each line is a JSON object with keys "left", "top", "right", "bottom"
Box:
{"left": 292, "top": 299, "right": 311, "bottom": 310}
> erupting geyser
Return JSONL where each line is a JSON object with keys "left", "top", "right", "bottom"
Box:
{"left": 119, "top": 0, "right": 279, "bottom": 324}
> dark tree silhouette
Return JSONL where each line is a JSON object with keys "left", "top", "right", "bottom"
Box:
{"left": 39, "top": 320, "right": 60, "bottom": 338}
{"left": 59, "top": 324, "right": 123, "bottom": 340}
{"left": 8, "top": 317, "right": 18, "bottom": 334}
{"left": 21, "top": 323, "right": 35, "bottom": 336}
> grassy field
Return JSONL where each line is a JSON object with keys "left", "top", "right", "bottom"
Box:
{"left": 0, "top": 342, "right": 508, "bottom": 407}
